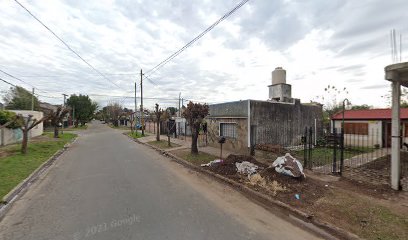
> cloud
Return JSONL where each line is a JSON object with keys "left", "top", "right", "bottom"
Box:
{"left": 0, "top": 0, "right": 407, "bottom": 110}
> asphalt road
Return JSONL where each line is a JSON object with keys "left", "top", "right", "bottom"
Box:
{"left": 0, "top": 122, "right": 323, "bottom": 240}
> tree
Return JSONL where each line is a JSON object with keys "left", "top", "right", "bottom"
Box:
{"left": 182, "top": 102, "right": 209, "bottom": 154}
{"left": 19, "top": 114, "right": 47, "bottom": 154}
{"left": 67, "top": 95, "right": 97, "bottom": 127}
{"left": 351, "top": 104, "right": 371, "bottom": 110}
{"left": 312, "top": 85, "right": 349, "bottom": 130}
{"left": 47, "top": 106, "right": 70, "bottom": 138}
{"left": 105, "top": 102, "right": 123, "bottom": 126}
{"left": 154, "top": 103, "right": 163, "bottom": 141}
{"left": 0, "top": 110, "right": 21, "bottom": 129}
{"left": 166, "top": 107, "right": 177, "bottom": 116}
{"left": 3, "top": 86, "right": 39, "bottom": 110}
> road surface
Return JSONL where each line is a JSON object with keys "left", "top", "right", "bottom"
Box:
{"left": 0, "top": 122, "right": 323, "bottom": 240}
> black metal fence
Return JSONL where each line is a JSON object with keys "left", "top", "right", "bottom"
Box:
{"left": 253, "top": 125, "right": 407, "bottom": 186}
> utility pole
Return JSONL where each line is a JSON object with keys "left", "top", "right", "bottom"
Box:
{"left": 62, "top": 94, "right": 68, "bottom": 106}
{"left": 31, "top": 88, "right": 35, "bottom": 110}
{"left": 134, "top": 82, "right": 138, "bottom": 134}
{"left": 62, "top": 93, "right": 68, "bottom": 133}
{"left": 178, "top": 92, "right": 181, "bottom": 117}
{"left": 140, "top": 69, "right": 144, "bottom": 136}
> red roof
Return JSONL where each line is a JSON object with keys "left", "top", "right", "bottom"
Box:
{"left": 331, "top": 108, "right": 408, "bottom": 120}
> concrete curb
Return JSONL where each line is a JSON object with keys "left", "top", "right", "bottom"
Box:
{"left": 0, "top": 136, "right": 78, "bottom": 221}
{"left": 125, "top": 133, "right": 360, "bottom": 240}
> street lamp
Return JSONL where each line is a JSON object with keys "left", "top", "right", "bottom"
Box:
{"left": 342, "top": 98, "right": 351, "bottom": 130}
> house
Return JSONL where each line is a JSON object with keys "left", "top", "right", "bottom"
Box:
{"left": 331, "top": 108, "right": 408, "bottom": 148}
{"left": 206, "top": 67, "right": 323, "bottom": 155}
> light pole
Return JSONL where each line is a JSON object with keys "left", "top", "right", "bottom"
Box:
{"left": 342, "top": 98, "right": 351, "bottom": 130}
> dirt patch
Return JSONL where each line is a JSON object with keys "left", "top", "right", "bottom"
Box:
{"left": 205, "top": 154, "right": 325, "bottom": 212}
{"left": 208, "top": 154, "right": 267, "bottom": 177}
{"left": 202, "top": 154, "right": 408, "bottom": 239}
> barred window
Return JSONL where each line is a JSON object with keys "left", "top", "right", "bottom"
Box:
{"left": 220, "top": 123, "right": 237, "bottom": 139}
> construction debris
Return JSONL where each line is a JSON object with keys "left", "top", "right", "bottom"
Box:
{"left": 272, "top": 153, "right": 305, "bottom": 178}
{"left": 236, "top": 161, "right": 259, "bottom": 176}
{"left": 201, "top": 159, "right": 223, "bottom": 167}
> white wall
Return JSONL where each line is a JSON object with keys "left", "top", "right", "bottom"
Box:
{"left": 0, "top": 110, "right": 44, "bottom": 146}
{"left": 333, "top": 120, "right": 383, "bottom": 148}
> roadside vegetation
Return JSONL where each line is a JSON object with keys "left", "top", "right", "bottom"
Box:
{"left": 127, "top": 131, "right": 144, "bottom": 139}
{"left": 0, "top": 133, "right": 76, "bottom": 200}
{"left": 62, "top": 124, "right": 88, "bottom": 131}
{"left": 171, "top": 149, "right": 217, "bottom": 165}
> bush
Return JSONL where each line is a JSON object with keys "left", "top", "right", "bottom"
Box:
{"left": 0, "top": 110, "right": 21, "bottom": 129}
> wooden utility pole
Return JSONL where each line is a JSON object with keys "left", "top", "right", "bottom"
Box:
{"left": 140, "top": 69, "right": 145, "bottom": 136}
{"left": 134, "top": 82, "right": 138, "bottom": 134}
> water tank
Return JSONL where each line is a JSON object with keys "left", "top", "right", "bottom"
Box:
{"left": 272, "top": 67, "right": 286, "bottom": 85}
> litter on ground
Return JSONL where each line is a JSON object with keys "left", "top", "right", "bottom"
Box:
{"left": 272, "top": 153, "right": 305, "bottom": 178}
{"left": 201, "top": 159, "right": 223, "bottom": 167}
{"left": 236, "top": 161, "right": 259, "bottom": 176}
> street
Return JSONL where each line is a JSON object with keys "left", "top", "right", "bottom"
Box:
{"left": 0, "top": 122, "right": 322, "bottom": 240}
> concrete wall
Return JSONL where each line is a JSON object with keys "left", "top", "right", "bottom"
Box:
{"left": 0, "top": 110, "right": 44, "bottom": 146}
{"left": 250, "top": 100, "right": 323, "bottom": 147}
{"left": 209, "top": 100, "right": 248, "bottom": 118}
{"left": 206, "top": 99, "right": 323, "bottom": 154}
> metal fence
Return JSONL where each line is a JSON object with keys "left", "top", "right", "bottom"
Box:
{"left": 253, "top": 125, "right": 407, "bottom": 187}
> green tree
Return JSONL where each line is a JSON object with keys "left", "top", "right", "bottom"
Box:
{"left": 182, "top": 102, "right": 209, "bottom": 154}
{"left": 166, "top": 107, "right": 177, "bottom": 116}
{"left": 2, "top": 86, "right": 39, "bottom": 110}
{"left": 67, "top": 95, "right": 97, "bottom": 127}
{"left": 0, "top": 110, "right": 21, "bottom": 129}
{"left": 351, "top": 104, "right": 371, "bottom": 110}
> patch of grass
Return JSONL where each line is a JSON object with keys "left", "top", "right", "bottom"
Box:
{"left": 314, "top": 190, "right": 408, "bottom": 240}
{"left": 171, "top": 149, "right": 218, "bottom": 165}
{"left": 147, "top": 140, "right": 180, "bottom": 149}
{"left": 0, "top": 133, "right": 76, "bottom": 200}
{"left": 294, "top": 147, "right": 375, "bottom": 167}
{"left": 127, "top": 131, "right": 145, "bottom": 139}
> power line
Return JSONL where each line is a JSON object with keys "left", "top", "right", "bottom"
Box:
{"left": 144, "top": 0, "right": 250, "bottom": 77}
{"left": 14, "top": 0, "right": 124, "bottom": 90}
{"left": 0, "top": 77, "right": 16, "bottom": 87}
{"left": 0, "top": 69, "right": 38, "bottom": 90}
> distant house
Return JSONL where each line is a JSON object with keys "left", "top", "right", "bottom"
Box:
{"left": 331, "top": 108, "right": 408, "bottom": 148}
{"left": 206, "top": 67, "right": 323, "bottom": 155}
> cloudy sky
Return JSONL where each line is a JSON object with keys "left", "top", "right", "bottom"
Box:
{"left": 0, "top": 0, "right": 407, "bottom": 110}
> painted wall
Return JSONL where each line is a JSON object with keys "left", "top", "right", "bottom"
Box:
{"left": 0, "top": 110, "right": 44, "bottom": 146}
{"left": 332, "top": 120, "right": 383, "bottom": 147}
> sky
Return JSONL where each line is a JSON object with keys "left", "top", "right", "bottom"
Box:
{"left": 0, "top": 0, "right": 407, "bottom": 110}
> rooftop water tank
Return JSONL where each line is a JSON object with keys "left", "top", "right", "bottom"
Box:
{"left": 272, "top": 67, "right": 286, "bottom": 85}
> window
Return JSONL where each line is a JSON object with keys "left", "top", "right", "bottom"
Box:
{"left": 220, "top": 123, "right": 237, "bottom": 139}
{"left": 344, "top": 122, "right": 368, "bottom": 135}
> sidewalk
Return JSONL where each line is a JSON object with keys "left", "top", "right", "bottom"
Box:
{"left": 138, "top": 133, "right": 234, "bottom": 158}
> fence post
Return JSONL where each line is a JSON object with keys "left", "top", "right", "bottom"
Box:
{"left": 308, "top": 127, "right": 313, "bottom": 169}
{"left": 303, "top": 127, "right": 307, "bottom": 168}
{"left": 340, "top": 127, "right": 344, "bottom": 175}
{"left": 333, "top": 128, "right": 337, "bottom": 173}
